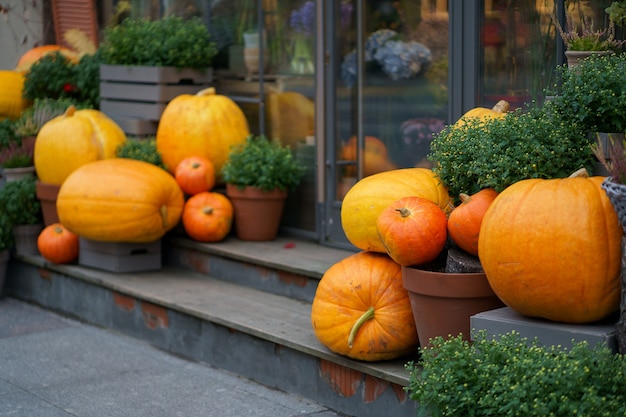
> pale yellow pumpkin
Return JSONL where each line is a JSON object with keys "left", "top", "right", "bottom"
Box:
{"left": 34, "top": 106, "right": 126, "bottom": 185}
{"left": 0, "top": 71, "right": 29, "bottom": 119}
{"left": 156, "top": 87, "right": 250, "bottom": 178}
{"left": 341, "top": 168, "right": 453, "bottom": 253}
{"left": 57, "top": 159, "right": 184, "bottom": 243}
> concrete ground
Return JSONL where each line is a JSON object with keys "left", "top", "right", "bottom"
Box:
{"left": 0, "top": 297, "right": 347, "bottom": 417}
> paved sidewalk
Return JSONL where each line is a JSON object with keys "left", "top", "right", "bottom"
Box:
{"left": 0, "top": 297, "right": 347, "bottom": 417}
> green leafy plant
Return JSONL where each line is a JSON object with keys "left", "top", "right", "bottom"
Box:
{"left": 405, "top": 330, "right": 626, "bottom": 417}
{"left": 606, "top": 1, "right": 626, "bottom": 27}
{"left": 0, "top": 119, "right": 30, "bottom": 168}
{"left": 221, "top": 135, "right": 306, "bottom": 192}
{"left": 0, "top": 216, "right": 14, "bottom": 252}
{"left": 549, "top": 53, "right": 626, "bottom": 134}
{"left": 22, "top": 52, "right": 101, "bottom": 109}
{"left": 428, "top": 104, "right": 594, "bottom": 199}
{"left": 0, "top": 176, "right": 41, "bottom": 226}
{"left": 115, "top": 137, "right": 167, "bottom": 170}
{"left": 99, "top": 16, "right": 218, "bottom": 69}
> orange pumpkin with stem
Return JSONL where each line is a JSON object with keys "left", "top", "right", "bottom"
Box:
{"left": 182, "top": 192, "right": 233, "bottom": 242}
{"left": 447, "top": 188, "right": 499, "bottom": 256}
{"left": 478, "top": 169, "right": 622, "bottom": 323}
{"left": 311, "top": 251, "right": 419, "bottom": 361}
{"left": 175, "top": 156, "right": 216, "bottom": 195}
{"left": 37, "top": 223, "right": 79, "bottom": 264}
{"left": 377, "top": 196, "right": 448, "bottom": 266}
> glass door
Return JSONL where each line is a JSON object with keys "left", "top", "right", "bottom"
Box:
{"left": 322, "top": 0, "right": 450, "bottom": 249}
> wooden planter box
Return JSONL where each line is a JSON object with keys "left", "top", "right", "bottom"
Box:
{"left": 78, "top": 238, "right": 161, "bottom": 273}
{"left": 99, "top": 65, "right": 213, "bottom": 136}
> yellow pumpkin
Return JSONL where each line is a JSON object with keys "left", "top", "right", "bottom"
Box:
{"left": 339, "top": 135, "right": 397, "bottom": 177}
{"left": 34, "top": 106, "right": 126, "bottom": 185}
{"left": 57, "top": 159, "right": 184, "bottom": 243}
{"left": 478, "top": 172, "right": 622, "bottom": 323}
{"left": 0, "top": 71, "right": 29, "bottom": 119}
{"left": 156, "top": 87, "right": 250, "bottom": 178}
{"left": 341, "top": 168, "right": 453, "bottom": 252}
{"left": 265, "top": 91, "right": 315, "bottom": 148}
{"left": 453, "top": 100, "right": 510, "bottom": 128}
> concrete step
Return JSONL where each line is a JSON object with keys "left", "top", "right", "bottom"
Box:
{"left": 5, "top": 235, "right": 419, "bottom": 417}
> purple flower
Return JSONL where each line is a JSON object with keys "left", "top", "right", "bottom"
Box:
{"left": 290, "top": 1, "right": 315, "bottom": 36}
{"left": 340, "top": 2, "right": 353, "bottom": 28}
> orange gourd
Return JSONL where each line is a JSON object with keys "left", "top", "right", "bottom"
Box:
{"left": 447, "top": 188, "right": 499, "bottom": 256}
{"left": 377, "top": 197, "right": 448, "bottom": 266}
{"left": 57, "top": 159, "right": 184, "bottom": 243}
{"left": 37, "top": 223, "right": 79, "bottom": 264}
{"left": 182, "top": 192, "right": 233, "bottom": 242}
{"left": 478, "top": 172, "right": 622, "bottom": 323}
{"left": 175, "top": 156, "right": 216, "bottom": 195}
{"left": 156, "top": 87, "right": 250, "bottom": 179}
{"left": 339, "top": 135, "right": 397, "bottom": 177}
{"left": 311, "top": 251, "right": 419, "bottom": 361}
{"left": 34, "top": 106, "right": 126, "bottom": 185}
{"left": 341, "top": 168, "right": 453, "bottom": 253}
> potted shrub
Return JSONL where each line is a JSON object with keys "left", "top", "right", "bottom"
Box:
{"left": 406, "top": 330, "right": 626, "bottom": 417}
{"left": 98, "top": 15, "right": 218, "bottom": 135}
{"left": 0, "top": 118, "right": 35, "bottom": 183}
{"left": 115, "top": 136, "right": 167, "bottom": 171}
{"left": 221, "top": 134, "right": 306, "bottom": 241}
{"left": 0, "top": 176, "right": 42, "bottom": 255}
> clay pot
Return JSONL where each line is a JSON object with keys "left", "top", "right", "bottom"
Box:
{"left": 402, "top": 247, "right": 505, "bottom": 347}
{"left": 226, "top": 184, "right": 287, "bottom": 241}
{"left": 36, "top": 181, "right": 61, "bottom": 226}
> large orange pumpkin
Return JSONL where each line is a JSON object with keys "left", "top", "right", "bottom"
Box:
{"left": 341, "top": 168, "right": 453, "bottom": 253}
{"left": 478, "top": 173, "right": 622, "bottom": 323}
{"left": 156, "top": 87, "right": 250, "bottom": 179}
{"left": 377, "top": 196, "right": 448, "bottom": 266}
{"left": 34, "top": 106, "right": 126, "bottom": 185}
{"left": 37, "top": 223, "right": 79, "bottom": 264}
{"left": 15, "top": 45, "right": 79, "bottom": 72}
{"left": 57, "top": 159, "right": 184, "bottom": 243}
{"left": 311, "top": 251, "right": 419, "bottom": 361}
{"left": 447, "top": 188, "right": 499, "bottom": 256}
{"left": 182, "top": 191, "right": 233, "bottom": 242}
{"left": 339, "top": 135, "right": 397, "bottom": 177}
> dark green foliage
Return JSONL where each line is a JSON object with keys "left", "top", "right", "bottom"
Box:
{"left": 429, "top": 103, "right": 594, "bottom": 199}
{"left": 115, "top": 137, "right": 167, "bottom": 170}
{"left": 0, "top": 176, "right": 41, "bottom": 225}
{"left": 406, "top": 330, "right": 626, "bottom": 417}
{"left": 99, "top": 16, "right": 218, "bottom": 69}
{"left": 0, "top": 216, "right": 13, "bottom": 251}
{"left": 221, "top": 135, "right": 306, "bottom": 192}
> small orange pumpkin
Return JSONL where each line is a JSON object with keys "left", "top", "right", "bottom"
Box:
{"left": 478, "top": 172, "right": 622, "bottom": 323}
{"left": 339, "top": 135, "right": 397, "bottom": 177}
{"left": 182, "top": 192, "right": 233, "bottom": 242}
{"left": 447, "top": 188, "right": 499, "bottom": 256}
{"left": 175, "top": 156, "right": 216, "bottom": 195}
{"left": 377, "top": 196, "right": 448, "bottom": 266}
{"left": 311, "top": 251, "right": 419, "bottom": 361}
{"left": 37, "top": 223, "right": 79, "bottom": 264}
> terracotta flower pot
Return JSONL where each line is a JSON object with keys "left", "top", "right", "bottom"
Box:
{"left": 36, "top": 181, "right": 61, "bottom": 226}
{"left": 226, "top": 184, "right": 287, "bottom": 241}
{"left": 402, "top": 248, "right": 504, "bottom": 347}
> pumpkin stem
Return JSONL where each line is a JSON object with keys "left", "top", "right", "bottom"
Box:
{"left": 192, "top": 162, "right": 201, "bottom": 169}
{"left": 64, "top": 105, "right": 77, "bottom": 118}
{"left": 491, "top": 100, "right": 510, "bottom": 114}
{"left": 160, "top": 205, "right": 168, "bottom": 229}
{"left": 459, "top": 193, "right": 471, "bottom": 204}
{"left": 569, "top": 167, "right": 589, "bottom": 178}
{"left": 348, "top": 306, "right": 375, "bottom": 349}
{"left": 197, "top": 87, "right": 216, "bottom": 97}
{"left": 395, "top": 207, "right": 412, "bottom": 218}
{"left": 202, "top": 206, "right": 214, "bottom": 215}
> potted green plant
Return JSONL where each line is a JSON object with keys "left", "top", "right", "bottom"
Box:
{"left": 551, "top": 8, "right": 626, "bottom": 68}
{"left": 0, "top": 118, "right": 35, "bottom": 182}
{"left": 98, "top": 15, "right": 218, "bottom": 135}
{"left": 405, "top": 330, "right": 626, "bottom": 417}
{"left": 221, "top": 134, "right": 306, "bottom": 241}
{"left": 0, "top": 176, "right": 43, "bottom": 255}
{"left": 115, "top": 136, "right": 167, "bottom": 170}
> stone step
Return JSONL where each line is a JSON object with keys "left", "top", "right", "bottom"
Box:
{"left": 5, "top": 235, "right": 419, "bottom": 417}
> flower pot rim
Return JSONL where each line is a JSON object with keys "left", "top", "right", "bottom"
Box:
{"left": 225, "top": 183, "right": 288, "bottom": 199}
{"left": 401, "top": 265, "right": 498, "bottom": 298}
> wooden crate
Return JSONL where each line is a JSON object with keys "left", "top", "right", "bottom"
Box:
{"left": 79, "top": 238, "right": 161, "bottom": 273}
